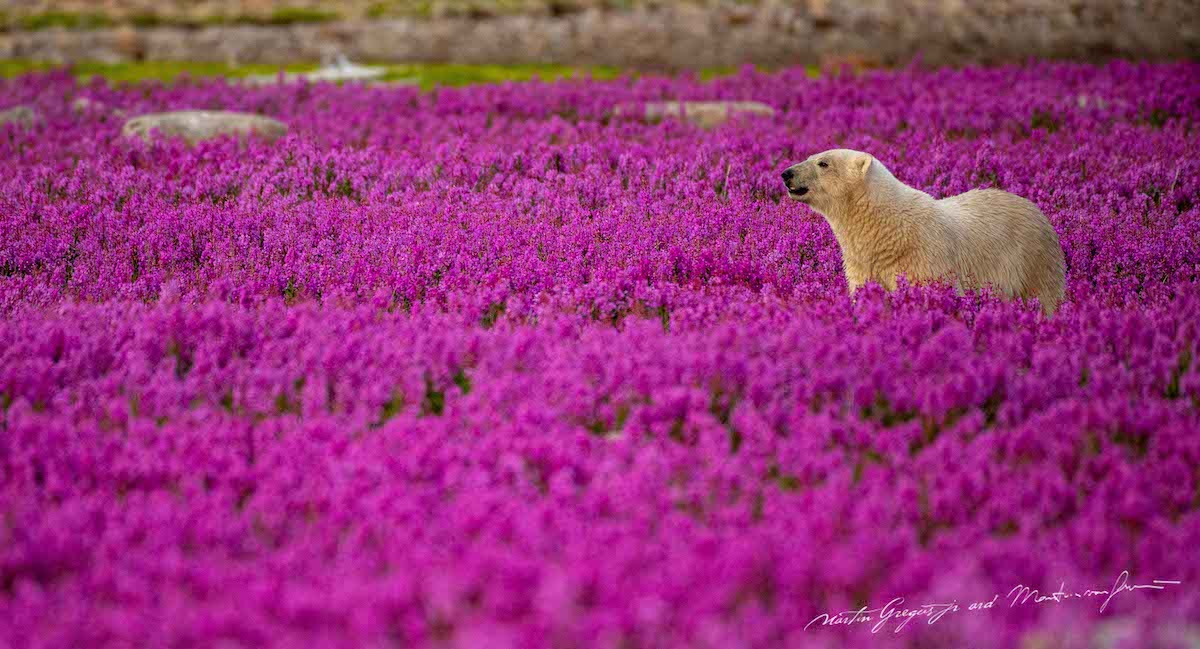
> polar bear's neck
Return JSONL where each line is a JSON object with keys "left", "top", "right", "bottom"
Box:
{"left": 821, "top": 162, "right": 937, "bottom": 269}
{"left": 854, "top": 162, "right": 931, "bottom": 217}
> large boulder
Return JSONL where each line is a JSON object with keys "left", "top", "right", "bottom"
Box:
{"left": 0, "top": 105, "right": 37, "bottom": 129}
{"left": 616, "top": 101, "right": 776, "bottom": 129}
{"left": 122, "top": 110, "right": 288, "bottom": 144}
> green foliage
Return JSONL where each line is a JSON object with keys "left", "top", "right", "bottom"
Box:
{"left": 481, "top": 301, "right": 506, "bottom": 328}
{"left": 0, "top": 60, "right": 315, "bottom": 83}
{"left": 421, "top": 375, "right": 446, "bottom": 416}
{"left": 16, "top": 11, "right": 113, "bottom": 30}
{"left": 1145, "top": 108, "right": 1173, "bottom": 129}
{"left": 0, "top": 60, "right": 627, "bottom": 88}
{"left": 5, "top": 7, "right": 337, "bottom": 30}
{"left": 379, "top": 63, "right": 624, "bottom": 89}
{"left": 0, "top": 59, "right": 806, "bottom": 91}
{"left": 452, "top": 369, "right": 472, "bottom": 395}
{"left": 128, "top": 13, "right": 163, "bottom": 28}
{"left": 699, "top": 64, "right": 819, "bottom": 81}
{"left": 260, "top": 8, "right": 340, "bottom": 25}
{"left": 1165, "top": 349, "right": 1192, "bottom": 399}
{"left": 1029, "top": 108, "right": 1062, "bottom": 133}
{"left": 374, "top": 389, "right": 405, "bottom": 427}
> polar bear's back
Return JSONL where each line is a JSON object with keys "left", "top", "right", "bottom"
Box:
{"left": 936, "top": 188, "right": 1065, "bottom": 313}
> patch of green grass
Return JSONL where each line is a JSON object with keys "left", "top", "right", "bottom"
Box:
{"left": 699, "top": 64, "right": 821, "bottom": 80}
{"left": 128, "top": 12, "right": 164, "bottom": 28}
{"left": 0, "top": 60, "right": 316, "bottom": 83}
{"left": 364, "top": 1, "right": 436, "bottom": 19}
{"left": 177, "top": 8, "right": 341, "bottom": 28}
{"left": 259, "top": 7, "right": 340, "bottom": 25}
{"left": 699, "top": 66, "right": 742, "bottom": 81}
{"left": 0, "top": 60, "right": 624, "bottom": 87}
{"left": 379, "top": 63, "right": 623, "bottom": 89}
{"left": 0, "top": 59, "right": 809, "bottom": 89}
{"left": 0, "top": 60, "right": 55, "bottom": 77}
{"left": 15, "top": 10, "right": 113, "bottom": 31}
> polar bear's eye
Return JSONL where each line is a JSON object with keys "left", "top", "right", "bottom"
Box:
{"left": 817, "top": 161, "right": 829, "bottom": 168}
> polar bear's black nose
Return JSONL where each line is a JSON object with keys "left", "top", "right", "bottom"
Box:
{"left": 781, "top": 169, "right": 796, "bottom": 182}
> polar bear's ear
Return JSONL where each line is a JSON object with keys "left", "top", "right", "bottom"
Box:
{"left": 854, "top": 152, "right": 873, "bottom": 177}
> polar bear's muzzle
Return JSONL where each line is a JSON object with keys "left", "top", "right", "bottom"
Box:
{"left": 780, "top": 167, "right": 810, "bottom": 200}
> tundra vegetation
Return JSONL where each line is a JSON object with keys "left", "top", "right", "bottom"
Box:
{"left": 1, "top": 61, "right": 1198, "bottom": 648}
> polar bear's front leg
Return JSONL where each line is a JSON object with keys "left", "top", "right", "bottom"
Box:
{"left": 844, "top": 263, "right": 868, "bottom": 295}
{"left": 878, "top": 273, "right": 898, "bottom": 292}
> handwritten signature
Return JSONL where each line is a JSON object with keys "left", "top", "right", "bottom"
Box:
{"left": 805, "top": 571, "right": 1182, "bottom": 634}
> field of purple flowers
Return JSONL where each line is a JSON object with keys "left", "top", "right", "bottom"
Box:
{"left": 2, "top": 62, "right": 1199, "bottom": 648}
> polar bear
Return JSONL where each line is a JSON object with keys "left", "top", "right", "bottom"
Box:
{"left": 781, "top": 149, "right": 1065, "bottom": 315}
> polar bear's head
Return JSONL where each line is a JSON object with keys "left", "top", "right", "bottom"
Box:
{"left": 780, "top": 148, "right": 874, "bottom": 212}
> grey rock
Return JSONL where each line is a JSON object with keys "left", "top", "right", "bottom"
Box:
{"left": 617, "top": 100, "right": 776, "bottom": 129}
{"left": 0, "top": 105, "right": 37, "bottom": 128}
{"left": 71, "top": 97, "right": 96, "bottom": 114}
{"left": 122, "top": 110, "right": 287, "bottom": 144}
